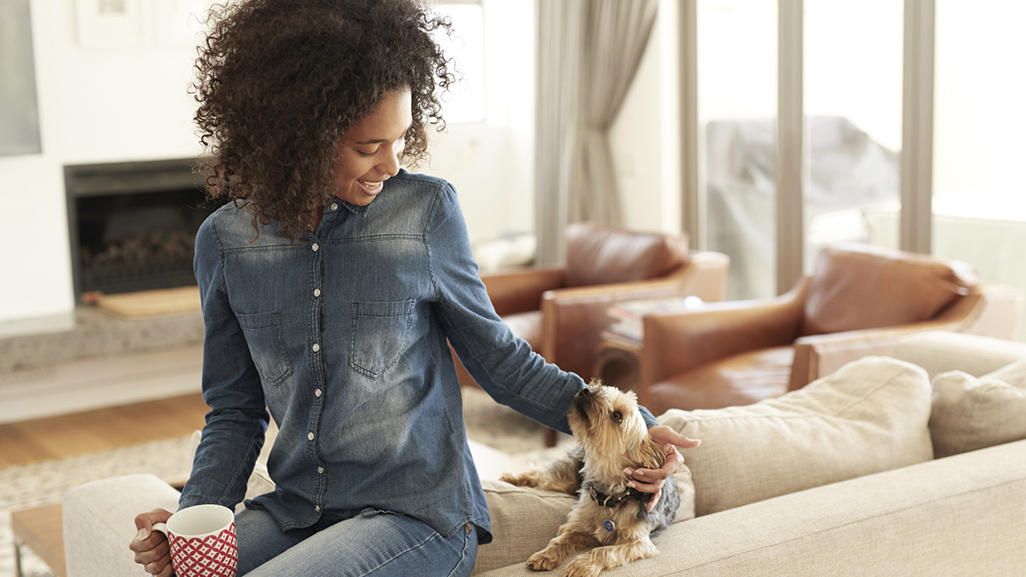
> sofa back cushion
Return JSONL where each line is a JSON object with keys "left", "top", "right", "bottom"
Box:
{"left": 930, "top": 357, "right": 1026, "bottom": 458}
{"left": 801, "top": 244, "right": 977, "bottom": 336}
{"left": 564, "top": 223, "right": 688, "bottom": 287}
{"left": 659, "top": 356, "right": 934, "bottom": 516}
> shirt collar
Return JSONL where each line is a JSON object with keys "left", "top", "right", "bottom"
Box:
{"left": 337, "top": 199, "right": 370, "bottom": 216}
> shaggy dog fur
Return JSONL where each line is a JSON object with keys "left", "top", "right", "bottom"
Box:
{"left": 500, "top": 382, "right": 678, "bottom": 577}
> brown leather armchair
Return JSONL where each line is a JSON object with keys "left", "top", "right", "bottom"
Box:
{"left": 636, "top": 243, "right": 1023, "bottom": 416}
{"left": 452, "top": 223, "right": 730, "bottom": 389}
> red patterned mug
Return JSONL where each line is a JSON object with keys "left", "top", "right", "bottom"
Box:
{"left": 152, "top": 504, "right": 238, "bottom": 577}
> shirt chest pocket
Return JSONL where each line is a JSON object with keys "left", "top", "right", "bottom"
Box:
{"left": 350, "top": 300, "right": 416, "bottom": 378}
{"left": 235, "top": 310, "right": 292, "bottom": 387}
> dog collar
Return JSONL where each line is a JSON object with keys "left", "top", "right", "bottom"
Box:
{"left": 584, "top": 481, "right": 647, "bottom": 508}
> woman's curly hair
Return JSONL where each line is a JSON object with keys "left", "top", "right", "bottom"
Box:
{"left": 193, "top": 0, "right": 454, "bottom": 239}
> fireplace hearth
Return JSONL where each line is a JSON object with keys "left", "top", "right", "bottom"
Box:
{"left": 65, "top": 158, "right": 221, "bottom": 298}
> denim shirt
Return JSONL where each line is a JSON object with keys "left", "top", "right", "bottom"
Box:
{"left": 178, "top": 169, "right": 656, "bottom": 543}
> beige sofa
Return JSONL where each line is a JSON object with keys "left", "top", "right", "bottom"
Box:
{"left": 64, "top": 332, "right": 1026, "bottom": 577}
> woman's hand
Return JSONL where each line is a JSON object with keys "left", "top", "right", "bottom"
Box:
{"left": 625, "top": 426, "right": 701, "bottom": 512}
{"left": 129, "top": 508, "right": 174, "bottom": 576}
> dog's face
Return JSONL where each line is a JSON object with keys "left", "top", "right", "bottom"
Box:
{"left": 568, "top": 382, "right": 659, "bottom": 469}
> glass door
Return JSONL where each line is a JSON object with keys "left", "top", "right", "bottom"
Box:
{"left": 697, "top": 0, "right": 778, "bottom": 300}
{"left": 802, "top": 0, "right": 904, "bottom": 274}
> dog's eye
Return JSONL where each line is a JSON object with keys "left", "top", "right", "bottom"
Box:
{"left": 612, "top": 411, "right": 623, "bottom": 424}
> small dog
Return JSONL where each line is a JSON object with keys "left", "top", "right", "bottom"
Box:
{"left": 500, "top": 382, "right": 677, "bottom": 577}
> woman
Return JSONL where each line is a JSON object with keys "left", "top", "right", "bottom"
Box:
{"left": 129, "top": 1, "right": 696, "bottom": 575}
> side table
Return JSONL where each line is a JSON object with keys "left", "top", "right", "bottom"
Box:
{"left": 11, "top": 503, "right": 66, "bottom": 577}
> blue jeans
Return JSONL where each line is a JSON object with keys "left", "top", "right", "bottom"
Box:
{"left": 236, "top": 507, "right": 478, "bottom": 576}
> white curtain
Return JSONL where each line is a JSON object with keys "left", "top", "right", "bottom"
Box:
{"left": 534, "top": 0, "right": 660, "bottom": 265}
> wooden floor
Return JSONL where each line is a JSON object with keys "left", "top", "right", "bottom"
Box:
{"left": 0, "top": 393, "right": 208, "bottom": 468}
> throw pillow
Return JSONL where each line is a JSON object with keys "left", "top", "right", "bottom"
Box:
{"left": 659, "top": 356, "right": 933, "bottom": 516}
{"left": 930, "top": 362, "right": 1026, "bottom": 458}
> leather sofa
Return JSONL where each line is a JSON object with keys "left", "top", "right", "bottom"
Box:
{"left": 636, "top": 243, "right": 1023, "bottom": 415}
{"left": 452, "top": 223, "right": 729, "bottom": 388}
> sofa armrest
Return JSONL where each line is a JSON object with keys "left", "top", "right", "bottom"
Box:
{"left": 638, "top": 281, "right": 807, "bottom": 391}
{"left": 790, "top": 317, "right": 973, "bottom": 390}
{"left": 964, "top": 283, "right": 1025, "bottom": 338}
{"left": 64, "top": 474, "right": 180, "bottom": 577}
{"left": 889, "top": 331, "right": 1026, "bottom": 379}
{"left": 474, "top": 440, "right": 1026, "bottom": 577}
{"left": 538, "top": 252, "right": 728, "bottom": 378}
{"left": 480, "top": 266, "right": 564, "bottom": 316}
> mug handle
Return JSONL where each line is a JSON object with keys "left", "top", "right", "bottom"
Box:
{"left": 151, "top": 523, "right": 169, "bottom": 538}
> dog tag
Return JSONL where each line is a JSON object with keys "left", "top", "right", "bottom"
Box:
{"left": 603, "top": 519, "right": 615, "bottom": 532}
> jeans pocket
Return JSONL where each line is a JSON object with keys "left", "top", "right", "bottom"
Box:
{"left": 349, "top": 300, "right": 416, "bottom": 378}
{"left": 236, "top": 310, "right": 292, "bottom": 387}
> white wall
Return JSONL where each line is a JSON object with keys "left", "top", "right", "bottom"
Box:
{"left": 0, "top": 0, "right": 533, "bottom": 326}
{"left": 421, "top": 0, "right": 535, "bottom": 245}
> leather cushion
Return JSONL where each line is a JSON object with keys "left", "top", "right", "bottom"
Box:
{"left": 564, "top": 223, "right": 688, "bottom": 287}
{"left": 646, "top": 346, "right": 795, "bottom": 415}
{"left": 802, "top": 244, "right": 977, "bottom": 336}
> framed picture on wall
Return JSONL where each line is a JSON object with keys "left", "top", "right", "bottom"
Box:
{"left": 74, "top": 0, "right": 143, "bottom": 48}
{"left": 0, "top": 0, "right": 42, "bottom": 156}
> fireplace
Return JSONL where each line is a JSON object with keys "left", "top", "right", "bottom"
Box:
{"left": 65, "top": 158, "right": 220, "bottom": 298}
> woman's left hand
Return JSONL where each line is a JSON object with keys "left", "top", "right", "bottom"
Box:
{"left": 624, "top": 425, "right": 701, "bottom": 512}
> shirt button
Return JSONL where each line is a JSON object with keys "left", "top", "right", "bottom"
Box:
{"left": 315, "top": 388, "right": 323, "bottom": 398}
{"left": 308, "top": 432, "right": 315, "bottom": 441}
{"left": 311, "top": 243, "right": 319, "bottom": 252}
{"left": 312, "top": 343, "right": 320, "bottom": 352}
{"left": 315, "top": 505, "right": 321, "bottom": 512}
{"left": 330, "top": 202, "right": 339, "bottom": 211}
{"left": 317, "top": 467, "right": 325, "bottom": 474}
{"left": 313, "top": 288, "right": 321, "bottom": 297}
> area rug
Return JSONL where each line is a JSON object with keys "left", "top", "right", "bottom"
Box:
{"left": 0, "top": 386, "right": 562, "bottom": 577}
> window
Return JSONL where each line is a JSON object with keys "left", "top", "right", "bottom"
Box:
{"left": 933, "top": 0, "right": 1026, "bottom": 339}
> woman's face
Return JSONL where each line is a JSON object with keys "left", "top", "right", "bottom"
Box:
{"left": 334, "top": 88, "right": 413, "bottom": 206}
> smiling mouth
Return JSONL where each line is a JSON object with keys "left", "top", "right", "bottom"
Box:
{"left": 357, "top": 179, "right": 384, "bottom": 195}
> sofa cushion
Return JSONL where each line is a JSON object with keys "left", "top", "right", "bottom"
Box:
{"left": 983, "top": 356, "right": 1026, "bottom": 387}
{"left": 801, "top": 244, "right": 976, "bottom": 336}
{"left": 564, "top": 223, "right": 688, "bottom": 288}
{"left": 472, "top": 457, "right": 697, "bottom": 575}
{"left": 473, "top": 481, "right": 576, "bottom": 574}
{"left": 659, "top": 356, "right": 933, "bottom": 516}
{"left": 930, "top": 359, "right": 1026, "bottom": 458}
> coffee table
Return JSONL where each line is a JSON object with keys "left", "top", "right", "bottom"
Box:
{"left": 11, "top": 503, "right": 66, "bottom": 577}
